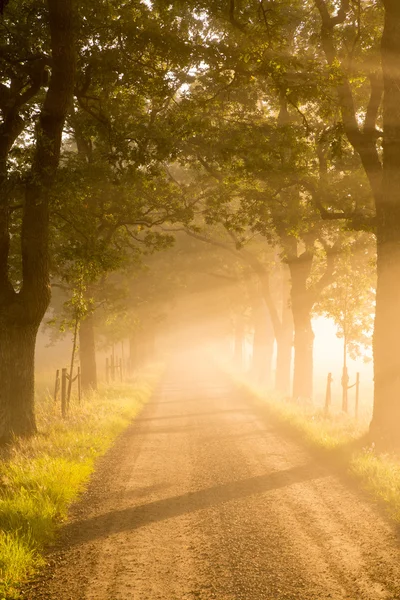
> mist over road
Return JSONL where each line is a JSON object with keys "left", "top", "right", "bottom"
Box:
{"left": 29, "top": 357, "right": 400, "bottom": 600}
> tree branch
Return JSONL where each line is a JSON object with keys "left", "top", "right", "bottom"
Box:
{"left": 364, "top": 72, "right": 384, "bottom": 136}
{"left": 229, "top": 0, "right": 246, "bottom": 32}
{"left": 314, "top": 0, "right": 350, "bottom": 29}
{"left": 298, "top": 178, "right": 377, "bottom": 231}
{"left": 197, "top": 155, "right": 223, "bottom": 181}
{"left": 313, "top": 0, "right": 383, "bottom": 202}
{"left": 182, "top": 226, "right": 283, "bottom": 336}
{"left": 307, "top": 238, "right": 341, "bottom": 304}
{"left": 21, "top": 0, "right": 76, "bottom": 306}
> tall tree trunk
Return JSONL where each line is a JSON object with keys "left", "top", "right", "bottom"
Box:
{"left": 288, "top": 254, "right": 314, "bottom": 400}
{"left": 79, "top": 314, "right": 97, "bottom": 392}
{"left": 291, "top": 306, "right": 314, "bottom": 399}
{"left": 313, "top": 0, "right": 400, "bottom": 442}
{"left": 287, "top": 240, "right": 318, "bottom": 398}
{"left": 0, "top": 323, "right": 38, "bottom": 440}
{"left": 313, "top": 0, "right": 400, "bottom": 441}
{"left": 251, "top": 298, "right": 274, "bottom": 385}
{"left": 275, "top": 330, "right": 293, "bottom": 395}
{"left": 370, "top": 1, "right": 400, "bottom": 442}
{"left": 349, "top": 7, "right": 400, "bottom": 441}
{"left": 0, "top": 0, "right": 75, "bottom": 442}
{"left": 275, "top": 267, "right": 293, "bottom": 395}
{"left": 372, "top": 241, "right": 400, "bottom": 441}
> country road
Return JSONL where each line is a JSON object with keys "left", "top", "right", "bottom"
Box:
{"left": 27, "top": 358, "right": 400, "bottom": 600}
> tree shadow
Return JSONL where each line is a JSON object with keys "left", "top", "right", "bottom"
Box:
{"left": 62, "top": 462, "right": 321, "bottom": 547}
{"left": 201, "top": 428, "right": 277, "bottom": 442}
{"left": 147, "top": 398, "right": 207, "bottom": 405}
{"left": 103, "top": 482, "right": 172, "bottom": 501}
{"left": 135, "top": 425, "right": 200, "bottom": 435}
{"left": 135, "top": 408, "right": 253, "bottom": 423}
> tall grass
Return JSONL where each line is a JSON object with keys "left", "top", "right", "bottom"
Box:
{"left": 0, "top": 366, "right": 161, "bottom": 599}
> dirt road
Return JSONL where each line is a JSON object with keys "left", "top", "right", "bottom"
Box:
{"left": 27, "top": 358, "right": 400, "bottom": 600}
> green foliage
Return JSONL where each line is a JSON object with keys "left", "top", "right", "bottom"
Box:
{"left": 315, "top": 234, "right": 376, "bottom": 361}
{"left": 2, "top": 0, "right": 198, "bottom": 296}
{"left": 2, "top": 0, "right": 387, "bottom": 443}
{"left": 350, "top": 451, "right": 400, "bottom": 523}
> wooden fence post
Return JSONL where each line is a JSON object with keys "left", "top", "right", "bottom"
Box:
{"left": 325, "top": 372, "right": 332, "bottom": 415}
{"left": 54, "top": 369, "right": 60, "bottom": 402}
{"left": 61, "top": 368, "right": 68, "bottom": 418}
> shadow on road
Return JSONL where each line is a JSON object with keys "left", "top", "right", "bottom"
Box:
{"left": 62, "top": 462, "right": 323, "bottom": 548}
{"left": 134, "top": 425, "right": 201, "bottom": 435}
{"left": 135, "top": 408, "right": 253, "bottom": 423}
{"left": 101, "top": 483, "right": 173, "bottom": 502}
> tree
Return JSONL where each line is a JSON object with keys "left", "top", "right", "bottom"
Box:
{"left": 0, "top": 0, "right": 200, "bottom": 435}
{"left": 171, "top": 89, "right": 342, "bottom": 398}
{"left": 0, "top": 0, "right": 75, "bottom": 441}
{"left": 171, "top": 218, "right": 291, "bottom": 392}
{"left": 301, "top": 0, "right": 400, "bottom": 442}
{"left": 49, "top": 151, "right": 186, "bottom": 391}
{"left": 316, "top": 236, "right": 375, "bottom": 411}
{"left": 170, "top": 0, "right": 396, "bottom": 433}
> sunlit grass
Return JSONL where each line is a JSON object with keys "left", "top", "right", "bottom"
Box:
{"left": 0, "top": 532, "right": 41, "bottom": 596}
{"left": 0, "top": 365, "right": 161, "bottom": 599}
{"left": 350, "top": 451, "right": 400, "bottom": 522}
{"left": 255, "top": 393, "right": 367, "bottom": 451}
{"left": 230, "top": 373, "right": 368, "bottom": 449}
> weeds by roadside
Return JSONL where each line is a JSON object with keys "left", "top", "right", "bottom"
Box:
{"left": 0, "top": 366, "right": 161, "bottom": 599}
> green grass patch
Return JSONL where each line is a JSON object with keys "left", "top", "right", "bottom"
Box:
{"left": 349, "top": 451, "right": 400, "bottom": 522}
{"left": 227, "top": 370, "right": 400, "bottom": 529}
{"left": 0, "top": 365, "right": 162, "bottom": 599}
{"left": 252, "top": 390, "right": 367, "bottom": 452}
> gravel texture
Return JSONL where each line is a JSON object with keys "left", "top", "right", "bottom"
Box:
{"left": 24, "top": 359, "right": 400, "bottom": 600}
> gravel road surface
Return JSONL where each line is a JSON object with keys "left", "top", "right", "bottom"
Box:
{"left": 26, "top": 358, "right": 400, "bottom": 600}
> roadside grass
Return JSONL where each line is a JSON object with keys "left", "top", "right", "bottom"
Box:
{"left": 0, "top": 365, "right": 161, "bottom": 600}
{"left": 228, "top": 370, "right": 400, "bottom": 527}
{"left": 349, "top": 451, "right": 400, "bottom": 522}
